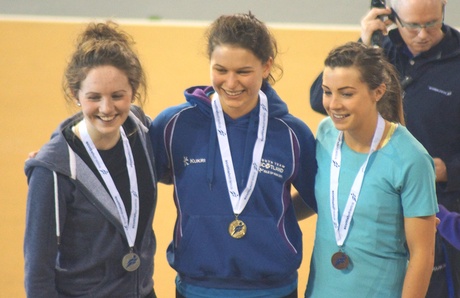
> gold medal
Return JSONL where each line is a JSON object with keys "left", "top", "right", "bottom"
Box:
{"left": 122, "top": 251, "right": 140, "bottom": 271}
{"left": 331, "top": 251, "right": 350, "bottom": 270}
{"left": 228, "top": 218, "right": 247, "bottom": 239}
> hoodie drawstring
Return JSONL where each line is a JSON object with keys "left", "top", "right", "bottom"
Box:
{"left": 207, "top": 116, "right": 217, "bottom": 190}
{"left": 53, "top": 171, "right": 61, "bottom": 245}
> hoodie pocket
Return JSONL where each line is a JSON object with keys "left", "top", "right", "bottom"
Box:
{"left": 170, "top": 214, "right": 301, "bottom": 282}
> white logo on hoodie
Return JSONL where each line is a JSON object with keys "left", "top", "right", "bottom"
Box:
{"left": 183, "top": 156, "right": 206, "bottom": 167}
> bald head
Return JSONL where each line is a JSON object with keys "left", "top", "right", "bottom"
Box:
{"left": 390, "top": 0, "right": 446, "bottom": 11}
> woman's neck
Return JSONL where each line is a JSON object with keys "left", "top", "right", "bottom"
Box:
{"left": 344, "top": 120, "right": 390, "bottom": 153}
{"left": 73, "top": 121, "right": 121, "bottom": 150}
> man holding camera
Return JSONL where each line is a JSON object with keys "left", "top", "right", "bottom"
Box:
{"left": 309, "top": 0, "right": 460, "bottom": 297}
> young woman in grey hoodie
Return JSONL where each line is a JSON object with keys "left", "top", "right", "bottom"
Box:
{"left": 24, "top": 21, "right": 157, "bottom": 298}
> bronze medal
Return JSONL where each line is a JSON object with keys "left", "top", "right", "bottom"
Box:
{"left": 228, "top": 218, "right": 247, "bottom": 239}
{"left": 122, "top": 252, "right": 140, "bottom": 271}
{"left": 331, "top": 251, "right": 350, "bottom": 270}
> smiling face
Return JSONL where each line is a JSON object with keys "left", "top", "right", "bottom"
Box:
{"left": 322, "top": 66, "right": 384, "bottom": 138}
{"left": 77, "top": 65, "right": 133, "bottom": 147}
{"left": 210, "top": 45, "right": 272, "bottom": 119}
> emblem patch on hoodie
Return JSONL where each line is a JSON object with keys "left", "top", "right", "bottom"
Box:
{"left": 259, "top": 158, "right": 285, "bottom": 178}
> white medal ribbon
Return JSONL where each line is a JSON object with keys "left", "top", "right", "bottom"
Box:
{"left": 330, "top": 114, "right": 385, "bottom": 247}
{"left": 212, "top": 90, "right": 268, "bottom": 215}
{"left": 79, "top": 121, "right": 139, "bottom": 248}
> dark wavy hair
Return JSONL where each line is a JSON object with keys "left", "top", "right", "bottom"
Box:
{"left": 205, "top": 12, "right": 283, "bottom": 85}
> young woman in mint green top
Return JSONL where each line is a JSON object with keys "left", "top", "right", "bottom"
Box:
{"left": 305, "top": 42, "right": 438, "bottom": 298}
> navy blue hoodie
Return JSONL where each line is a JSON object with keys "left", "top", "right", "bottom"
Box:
{"left": 150, "top": 82, "right": 316, "bottom": 290}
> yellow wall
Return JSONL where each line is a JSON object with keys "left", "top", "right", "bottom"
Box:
{"left": 0, "top": 18, "right": 359, "bottom": 297}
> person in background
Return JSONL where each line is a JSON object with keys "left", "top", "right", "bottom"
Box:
{"left": 437, "top": 205, "right": 460, "bottom": 250}
{"left": 150, "top": 12, "right": 317, "bottom": 298}
{"left": 305, "top": 42, "right": 437, "bottom": 298}
{"left": 24, "top": 21, "right": 157, "bottom": 297}
{"left": 309, "top": 1, "right": 460, "bottom": 296}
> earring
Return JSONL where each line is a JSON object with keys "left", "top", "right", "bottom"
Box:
{"left": 76, "top": 101, "right": 81, "bottom": 107}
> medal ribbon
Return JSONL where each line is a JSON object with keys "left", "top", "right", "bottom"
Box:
{"left": 79, "top": 121, "right": 139, "bottom": 249}
{"left": 212, "top": 90, "right": 268, "bottom": 215}
{"left": 330, "top": 114, "right": 385, "bottom": 247}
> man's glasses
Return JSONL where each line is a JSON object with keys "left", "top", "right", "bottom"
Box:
{"left": 390, "top": 7, "right": 444, "bottom": 34}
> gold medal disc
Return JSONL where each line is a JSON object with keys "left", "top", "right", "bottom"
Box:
{"left": 228, "top": 219, "right": 247, "bottom": 239}
{"left": 122, "top": 252, "right": 141, "bottom": 271}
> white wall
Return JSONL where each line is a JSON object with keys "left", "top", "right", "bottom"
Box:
{"left": 1, "top": 0, "right": 459, "bottom": 27}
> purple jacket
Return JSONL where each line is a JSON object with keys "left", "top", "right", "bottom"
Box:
{"left": 437, "top": 204, "right": 460, "bottom": 250}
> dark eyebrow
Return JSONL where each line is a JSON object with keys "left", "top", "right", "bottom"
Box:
{"left": 237, "top": 67, "right": 254, "bottom": 71}
{"left": 322, "top": 85, "right": 356, "bottom": 91}
{"left": 338, "top": 86, "right": 356, "bottom": 91}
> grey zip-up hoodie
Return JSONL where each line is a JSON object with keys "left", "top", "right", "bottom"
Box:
{"left": 24, "top": 107, "right": 157, "bottom": 298}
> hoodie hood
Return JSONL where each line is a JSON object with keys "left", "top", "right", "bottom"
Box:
{"left": 182, "top": 81, "right": 290, "bottom": 191}
{"left": 25, "top": 115, "right": 79, "bottom": 179}
{"left": 25, "top": 109, "right": 150, "bottom": 179}
{"left": 183, "top": 81, "right": 289, "bottom": 120}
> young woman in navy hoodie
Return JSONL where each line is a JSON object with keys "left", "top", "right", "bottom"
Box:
{"left": 150, "top": 12, "right": 317, "bottom": 298}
